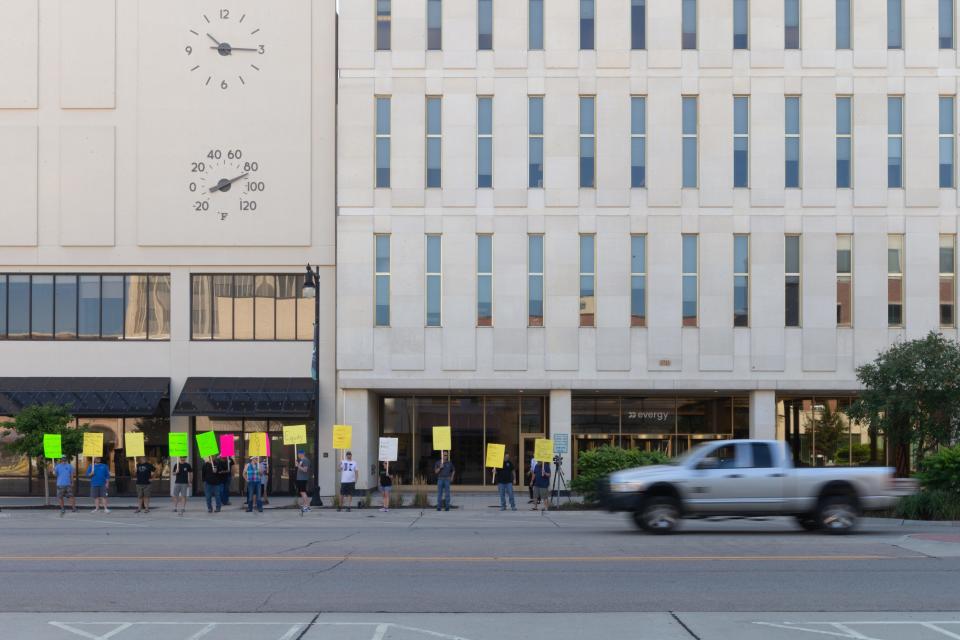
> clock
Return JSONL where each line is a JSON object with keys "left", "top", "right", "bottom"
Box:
{"left": 184, "top": 8, "right": 266, "bottom": 89}
{"left": 188, "top": 148, "right": 266, "bottom": 221}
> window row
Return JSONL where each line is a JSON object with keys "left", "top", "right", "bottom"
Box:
{"left": 0, "top": 274, "right": 170, "bottom": 341}
{"left": 190, "top": 274, "right": 315, "bottom": 341}
{"left": 371, "top": 234, "right": 958, "bottom": 330}
{"left": 374, "top": 94, "right": 960, "bottom": 190}
{"left": 373, "top": 0, "right": 958, "bottom": 53}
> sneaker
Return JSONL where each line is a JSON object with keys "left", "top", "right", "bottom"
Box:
{"left": 144, "top": 509, "right": 150, "bottom": 513}
{"left": 172, "top": 508, "right": 178, "bottom": 512}
{"left": 215, "top": 507, "right": 220, "bottom": 512}
{"left": 134, "top": 509, "right": 141, "bottom": 514}
{"left": 208, "top": 509, "right": 213, "bottom": 513}
{"left": 60, "top": 509, "right": 65, "bottom": 516}
{"left": 444, "top": 507, "right": 450, "bottom": 512}
{"left": 436, "top": 507, "right": 441, "bottom": 512}
{"left": 258, "top": 509, "right": 263, "bottom": 513}
{"left": 91, "top": 508, "right": 99, "bottom": 513}
{"left": 103, "top": 508, "right": 111, "bottom": 514}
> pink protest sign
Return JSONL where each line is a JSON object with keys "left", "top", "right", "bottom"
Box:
{"left": 219, "top": 434, "right": 236, "bottom": 458}
{"left": 266, "top": 435, "right": 271, "bottom": 456}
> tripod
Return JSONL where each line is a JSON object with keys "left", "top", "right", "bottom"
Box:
{"left": 550, "top": 456, "right": 570, "bottom": 509}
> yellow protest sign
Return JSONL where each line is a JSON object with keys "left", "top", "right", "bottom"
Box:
{"left": 82, "top": 432, "right": 103, "bottom": 458}
{"left": 125, "top": 432, "right": 145, "bottom": 458}
{"left": 247, "top": 432, "right": 268, "bottom": 457}
{"left": 283, "top": 424, "right": 308, "bottom": 446}
{"left": 486, "top": 443, "right": 505, "bottom": 469}
{"left": 534, "top": 438, "right": 554, "bottom": 463}
{"left": 332, "top": 425, "right": 352, "bottom": 450}
{"left": 432, "top": 426, "right": 452, "bottom": 451}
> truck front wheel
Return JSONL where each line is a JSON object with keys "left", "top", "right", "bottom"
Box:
{"left": 634, "top": 497, "right": 680, "bottom": 534}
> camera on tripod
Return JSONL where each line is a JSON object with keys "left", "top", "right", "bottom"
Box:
{"left": 553, "top": 454, "right": 563, "bottom": 466}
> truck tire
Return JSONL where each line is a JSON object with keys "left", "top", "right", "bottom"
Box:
{"left": 634, "top": 497, "right": 680, "bottom": 534}
{"left": 817, "top": 496, "right": 858, "bottom": 534}
{"left": 795, "top": 515, "right": 820, "bottom": 532}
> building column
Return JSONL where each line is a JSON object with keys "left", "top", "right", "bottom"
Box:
{"left": 549, "top": 390, "right": 572, "bottom": 484}
{"left": 749, "top": 390, "right": 777, "bottom": 440}
{"left": 339, "top": 389, "right": 375, "bottom": 492}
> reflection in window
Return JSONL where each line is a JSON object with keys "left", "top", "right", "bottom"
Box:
{"left": 0, "top": 276, "right": 5, "bottom": 337}
{"left": 375, "top": 235, "right": 391, "bottom": 327}
{"left": 477, "top": 235, "right": 492, "bottom": 327}
{"left": 478, "top": 0, "right": 493, "bottom": 50}
{"left": 580, "top": 0, "right": 595, "bottom": 50}
{"left": 426, "top": 235, "right": 442, "bottom": 327}
{"left": 54, "top": 275, "right": 77, "bottom": 339}
{"left": 682, "top": 96, "right": 698, "bottom": 188}
{"left": 426, "top": 97, "right": 442, "bottom": 188}
{"left": 101, "top": 276, "right": 124, "bottom": 340}
{"left": 940, "top": 96, "right": 955, "bottom": 188}
{"left": 837, "top": 96, "right": 852, "bottom": 188}
{"left": 190, "top": 274, "right": 311, "bottom": 341}
{"left": 30, "top": 276, "right": 53, "bottom": 339}
{"left": 529, "top": 97, "right": 544, "bottom": 188}
{"left": 7, "top": 276, "right": 28, "bottom": 339}
{"left": 478, "top": 97, "right": 493, "bottom": 188}
{"left": 837, "top": 235, "right": 853, "bottom": 326}
{"left": 734, "top": 96, "right": 749, "bottom": 188}
{"left": 376, "top": 97, "right": 391, "bottom": 188}
{"left": 529, "top": 0, "right": 544, "bottom": 50}
{"left": 148, "top": 275, "right": 171, "bottom": 340}
{"left": 579, "top": 96, "right": 595, "bottom": 188}
{"left": 528, "top": 234, "right": 544, "bottom": 327}
{"left": 682, "top": 234, "right": 698, "bottom": 327}
{"left": 427, "top": 0, "right": 442, "bottom": 50}
{"left": 124, "top": 275, "right": 149, "bottom": 340}
{"left": 888, "top": 235, "right": 904, "bottom": 326}
{"left": 734, "top": 235, "right": 749, "bottom": 327}
{"left": 78, "top": 276, "right": 100, "bottom": 339}
{"left": 888, "top": 96, "right": 904, "bottom": 188}
{"left": 682, "top": 0, "right": 697, "bottom": 49}
{"left": 786, "top": 235, "right": 801, "bottom": 327}
{"left": 631, "top": 96, "right": 646, "bottom": 188}
{"left": 941, "top": 235, "right": 956, "bottom": 326}
{"left": 580, "top": 235, "right": 595, "bottom": 327}
{"left": 785, "top": 0, "right": 800, "bottom": 49}
{"left": 631, "top": 0, "right": 646, "bottom": 50}
{"left": 785, "top": 96, "right": 801, "bottom": 188}
{"left": 837, "top": 0, "right": 851, "bottom": 49}
{"left": 942, "top": 0, "right": 955, "bottom": 49}
{"left": 631, "top": 235, "right": 647, "bottom": 327}
{"left": 888, "top": 0, "right": 902, "bottom": 49}
{"left": 376, "top": 0, "right": 391, "bottom": 51}
{"left": 733, "top": 0, "right": 748, "bottom": 49}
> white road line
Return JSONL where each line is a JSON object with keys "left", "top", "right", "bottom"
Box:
{"left": 753, "top": 622, "right": 882, "bottom": 639}
{"left": 922, "top": 622, "right": 960, "bottom": 639}
{"left": 276, "top": 624, "right": 304, "bottom": 640}
{"left": 371, "top": 623, "right": 390, "bottom": 640}
{"left": 829, "top": 623, "right": 875, "bottom": 639}
{"left": 185, "top": 622, "right": 217, "bottom": 639}
{"left": 49, "top": 622, "right": 133, "bottom": 640}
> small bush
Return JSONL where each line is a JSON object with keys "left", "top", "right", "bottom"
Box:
{"left": 834, "top": 443, "right": 873, "bottom": 466}
{"left": 895, "top": 490, "right": 960, "bottom": 521}
{"left": 917, "top": 445, "right": 960, "bottom": 494}
{"left": 570, "top": 446, "right": 669, "bottom": 502}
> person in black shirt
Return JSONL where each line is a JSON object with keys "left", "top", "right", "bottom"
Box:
{"left": 493, "top": 453, "right": 517, "bottom": 511}
{"left": 379, "top": 462, "right": 393, "bottom": 513}
{"left": 216, "top": 456, "right": 234, "bottom": 506}
{"left": 202, "top": 458, "right": 222, "bottom": 513}
{"left": 171, "top": 457, "right": 193, "bottom": 515}
{"left": 134, "top": 460, "right": 156, "bottom": 514}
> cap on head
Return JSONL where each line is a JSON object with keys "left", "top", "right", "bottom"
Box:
{"left": 346, "top": 451, "right": 353, "bottom": 457}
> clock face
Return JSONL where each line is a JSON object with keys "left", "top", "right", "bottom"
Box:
{"left": 184, "top": 8, "right": 266, "bottom": 89}
{"left": 188, "top": 148, "right": 266, "bottom": 221}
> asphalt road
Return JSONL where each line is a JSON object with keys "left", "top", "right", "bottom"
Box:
{"left": 1, "top": 504, "right": 958, "bottom": 618}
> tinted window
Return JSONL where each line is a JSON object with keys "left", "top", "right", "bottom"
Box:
{"left": 751, "top": 443, "right": 775, "bottom": 468}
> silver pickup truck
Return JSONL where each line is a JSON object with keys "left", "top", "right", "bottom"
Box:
{"left": 601, "top": 439, "right": 900, "bottom": 534}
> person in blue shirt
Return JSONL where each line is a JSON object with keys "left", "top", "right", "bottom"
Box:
{"left": 531, "top": 460, "right": 551, "bottom": 512}
{"left": 86, "top": 457, "right": 111, "bottom": 514}
{"left": 54, "top": 456, "right": 76, "bottom": 515}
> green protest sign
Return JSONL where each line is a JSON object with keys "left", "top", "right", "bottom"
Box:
{"left": 43, "top": 434, "right": 62, "bottom": 459}
{"left": 168, "top": 432, "right": 189, "bottom": 457}
{"left": 195, "top": 431, "right": 219, "bottom": 458}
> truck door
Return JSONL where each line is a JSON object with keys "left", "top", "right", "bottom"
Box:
{"left": 686, "top": 442, "right": 743, "bottom": 513}
{"left": 735, "top": 442, "right": 786, "bottom": 512}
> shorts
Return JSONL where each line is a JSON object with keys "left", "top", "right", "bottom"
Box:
{"left": 340, "top": 482, "right": 355, "bottom": 496}
{"left": 296, "top": 479, "right": 308, "bottom": 493}
{"left": 136, "top": 484, "right": 152, "bottom": 498}
{"left": 56, "top": 486, "right": 74, "bottom": 499}
{"left": 533, "top": 486, "right": 550, "bottom": 501}
{"left": 173, "top": 484, "right": 189, "bottom": 498}
{"left": 90, "top": 485, "right": 108, "bottom": 499}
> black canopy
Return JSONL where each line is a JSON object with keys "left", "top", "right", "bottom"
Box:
{"left": 0, "top": 378, "right": 170, "bottom": 417}
{"left": 173, "top": 377, "right": 315, "bottom": 418}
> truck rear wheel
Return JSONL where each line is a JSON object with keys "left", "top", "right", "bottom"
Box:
{"left": 634, "top": 497, "right": 680, "bottom": 534}
{"left": 817, "top": 496, "right": 858, "bottom": 534}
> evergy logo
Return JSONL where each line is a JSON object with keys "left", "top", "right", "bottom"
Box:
{"left": 625, "top": 411, "right": 671, "bottom": 422}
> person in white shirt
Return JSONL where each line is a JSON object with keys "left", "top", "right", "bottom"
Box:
{"left": 338, "top": 451, "right": 358, "bottom": 512}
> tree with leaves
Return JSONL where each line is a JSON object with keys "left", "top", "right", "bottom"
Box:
{"left": 806, "top": 402, "right": 849, "bottom": 466}
{"left": 1, "top": 404, "right": 86, "bottom": 505}
{"left": 847, "top": 332, "right": 960, "bottom": 477}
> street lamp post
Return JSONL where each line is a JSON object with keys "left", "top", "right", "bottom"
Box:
{"left": 301, "top": 265, "right": 321, "bottom": 502}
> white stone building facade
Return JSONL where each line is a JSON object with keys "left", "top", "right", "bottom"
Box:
{"left": 337, "top": 0, "right": 960, "bottom": 487}
{"left": 0, "top": 0, "right": 337, "bottom": 497}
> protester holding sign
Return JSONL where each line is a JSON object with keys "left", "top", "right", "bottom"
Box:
{"left": 338, "top": 452, "right": 358, "bottom": 512}
{"left": 379, "top": 462, "right": 392, "bottom": 513}
{"left": 171, "top": 457, "right": 192, "bottom": 515}
{"left": 243, "top": 456, "right": 264, "bottom": 513}
{"left": 54, "top": 456, "right": 76, "bottom": 515}
{"left": 134, "top": 459, "right": 155, "bottom": 514}
{"left": 295, "top": 451, "right": 311, "bottom": 514}
{"left": 202, "top": 458, "right": 222, "bottom": 513}
{"left": 86, "top": 458, "right": 111, "bottom": 514}
{"left": 494, "top": 453, "right": 517, "bottom": 512}
{"left": 434, "top": 452, "right": 455, "bottom": 512}
{"left": 532, "top": 459, "right": 552, "bottom": 512}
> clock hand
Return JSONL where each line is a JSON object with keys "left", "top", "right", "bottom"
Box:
{"left": 208, "top": 46, "right": 258, "bottom": 52}
{"left": 206, "top": 33, "right": 221, "bottom": 46}
{"left": 209, "top": 173, "right": 249, "bottom": 193}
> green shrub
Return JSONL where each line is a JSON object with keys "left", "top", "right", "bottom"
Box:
{"left": 570, "top": 446, "right": 669, "bottom": 502}
{"left": 916, "top": 445, "right": 960, "bottom": 494}
{"left": 895, "top": 490, "right": 960, "bottom": 521}
{"left": 833, "top": 443, "right": 873, "bottom": 466}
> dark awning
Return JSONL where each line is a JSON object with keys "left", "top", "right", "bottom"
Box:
{"left": 0, "top": 378, "right": 170, "bottom": 417}
{"left": 173, "top": 377, "right": 316, "bottom": 418}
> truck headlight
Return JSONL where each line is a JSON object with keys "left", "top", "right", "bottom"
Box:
{"left": 610, "top": 482, "right": 645, "bottom": 493}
